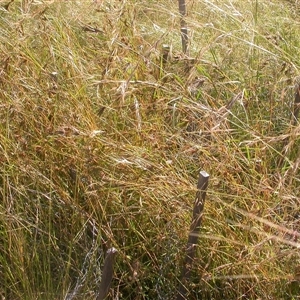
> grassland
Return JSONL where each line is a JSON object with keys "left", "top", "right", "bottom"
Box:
{"left": 0, "top": 0, "right": 300, "bottom": 299}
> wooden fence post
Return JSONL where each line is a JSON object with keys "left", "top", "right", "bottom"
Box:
{"left": 292, "top": 76, "right": 300, "bottom": 125}
{"left": 177, "top": 171, "right": 210, "bottom": 300}
{"left": 178, "top": 0, "right": 188, "bottom": 54}
{"left": 278, "top": 77, "right": 300, "bottom": 168}
{"left": 96, "top": 247, "right": 118, "bottom": 300}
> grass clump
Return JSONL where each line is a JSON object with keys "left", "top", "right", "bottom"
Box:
{"left": 0, "top": 0, "right": 300, "bottom": 299}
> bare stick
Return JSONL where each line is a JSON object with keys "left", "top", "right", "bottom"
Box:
{"left": 177, "top": 171, "right": 209, "bottom": 300}
{"left": 178, "top": 0, "right": 188, "bottom": 54}
{"left": 96, "top": 247, "right": 118, "bottom": 300}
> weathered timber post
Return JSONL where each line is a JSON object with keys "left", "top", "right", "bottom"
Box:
{"left": 177, "top": 171, "right": 210, "bottom": 300}
{"left": 178, "top": 0, "right": 188, "bottom": 54}
{"left": 96, "top": 247, "right": 118, "bottom": 300}
{"left": 292, "top": 76, "right": 300, "bottom": 125}
{"left": 278, "top": 77, "right": 300, "bottom": 168}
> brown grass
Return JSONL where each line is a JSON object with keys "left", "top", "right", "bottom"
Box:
{"left": 0, "top": 0, "right": 300, "bottom": 299}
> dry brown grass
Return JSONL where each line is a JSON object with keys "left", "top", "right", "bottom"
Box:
{"left": 0, "top": 0, "right": 300, "bottom": 299}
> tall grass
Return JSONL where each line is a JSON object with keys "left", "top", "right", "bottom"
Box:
{"left": 0, "top": 0, "right": 300, "bottom": 299}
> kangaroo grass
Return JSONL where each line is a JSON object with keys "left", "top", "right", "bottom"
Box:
{"left": 1, "top": 0, "right": 300, "bottom": 299}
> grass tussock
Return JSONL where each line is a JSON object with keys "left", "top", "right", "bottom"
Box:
{"left": 0, "top": 0, "right": 300, "bottom": 299}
